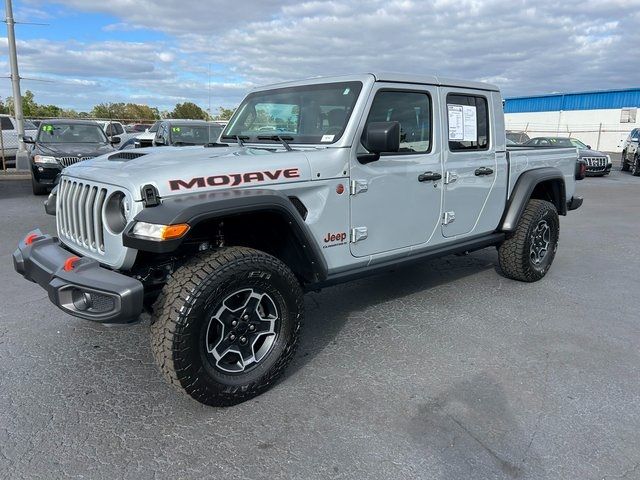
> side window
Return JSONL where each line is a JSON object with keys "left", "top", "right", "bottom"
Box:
{"left": 363, "top": 90, "right": 432, "bottom": 154}
{"left": 0, "top": 117, "right": 15, "bottom": 130}
{"left": 114, "top": 123, "right": 124, "bottom": 135}
{"left": 447, "top": 94, "right": 489, "bottom": 151}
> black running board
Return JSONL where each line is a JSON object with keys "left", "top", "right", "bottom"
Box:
{"left": 306, "top": 233, "right": 505, "bottom": 291}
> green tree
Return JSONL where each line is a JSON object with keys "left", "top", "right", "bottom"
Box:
{"left": 169, "top": 102, "right": 208, "bottom": 120}
{"left": 215, "top": 106, "right": 235, "bottom": 121}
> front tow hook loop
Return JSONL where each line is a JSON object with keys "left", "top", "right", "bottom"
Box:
{"left": 63, "top": 256, "right": 81, "bottom": 272}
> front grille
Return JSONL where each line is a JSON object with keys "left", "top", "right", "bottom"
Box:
{"left": 583, "top": 157, "right": 607, "bottom": 168}
{"left": 58, "top": 156, "right": 91, "bottom": 167}
{"left": 57, "top": 178, "right": 108, "bottom": 253}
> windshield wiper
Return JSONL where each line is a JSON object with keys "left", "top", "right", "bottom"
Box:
{"left": 172, "top": 141, "right": 196, "bottom": 146}
{"left": 256, "top": 135, "right": 293, "bottom": 151}
{"left": 220, "top": 135, "right": 249, "bottom": 147}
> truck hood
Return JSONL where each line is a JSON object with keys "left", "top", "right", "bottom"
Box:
{"left": 35, "top": 142, "right": 115, "bottom": 158}
{"left": 62, "top": 145, "right": 312, "bottom": 201}
{"left": 578, "top": 148, "right": 607, "bottom": 158}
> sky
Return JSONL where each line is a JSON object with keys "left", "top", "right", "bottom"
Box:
{"left": 1, "top": 0, "right": 639, "bottom": 113}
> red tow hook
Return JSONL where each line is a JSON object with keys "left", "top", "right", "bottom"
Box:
{"left": 25, "top": 233, "right": 39, "bottom": 245}
{"left": 63, "top": 256, "right": 81, "bottom": 272}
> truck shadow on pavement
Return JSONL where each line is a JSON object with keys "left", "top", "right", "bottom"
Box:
{"left": 288, "top": 250, "right": 498, "bottom": 376}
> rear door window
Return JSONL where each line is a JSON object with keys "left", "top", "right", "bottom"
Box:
{"left": 446, "top": 94, "right": 489, "bottom": 151}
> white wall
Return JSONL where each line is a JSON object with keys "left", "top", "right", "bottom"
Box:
{"left": 505, "top": 108, "right": 639, "bottom": 152}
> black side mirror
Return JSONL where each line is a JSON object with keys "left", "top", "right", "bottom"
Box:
{"left": 358, "top": 121, "right": 400, "bottom": 164}
{"left": 586, "top": 145, "right": 592, "bottom": 150}
{"left": 110, "top": 136, "right": 121, "bottom": 145}
{"left": 22, "top": 136, "right": 35, "bottom": 144}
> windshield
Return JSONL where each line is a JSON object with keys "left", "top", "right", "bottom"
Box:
{"left": 169, "top": 124, "right": 223, "bottom": 145}
{"left": 24, "top": 120, "right": 37, "bottom": 130}
{"left": 37, "top": 123, "right": 108, "bottom": 144}
{"left": 223, "top": 81, "right": 363, "bottom": 144}
{"left": 570, "top": 138, "right": 588, "bottom": 149}
{"left": 149, "top": 121, "right": 160, "bottom": 133}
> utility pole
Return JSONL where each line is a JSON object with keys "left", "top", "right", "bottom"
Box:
{"left": 5, "top": 0, "right": 25, "bottom": 154}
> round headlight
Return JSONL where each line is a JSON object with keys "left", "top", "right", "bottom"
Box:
{"left": 104, "top": 191, "right": 129, "bottom": 234}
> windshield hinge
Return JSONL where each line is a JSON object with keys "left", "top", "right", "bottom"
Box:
{"left": 141, "top": 184, "right": 161, "bottom": 207}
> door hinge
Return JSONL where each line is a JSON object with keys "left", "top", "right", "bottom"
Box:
{"left": 444, "top": 171, "right": 458, "bottom": 185}
{"left": 350, "top": 179, "right": 368, "bottom": 195}
{"left": 350, "top": 227, "right": 368, "bottom": 243}
{"left": 442, "top": 211, "right": 456, "bottom": 225}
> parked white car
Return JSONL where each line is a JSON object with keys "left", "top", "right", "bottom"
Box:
{"left": 0, "top": 114, "right": 38, "bottom": 163}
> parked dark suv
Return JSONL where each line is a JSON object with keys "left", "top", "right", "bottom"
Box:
{"left": 621, "top": 128, "right": 640, "bottom": 176}
{"left": 24, "top": 119, "right": 119, "bottom": 195}
{"left": 523, "top": 137, "right": 611, "bottom": 176}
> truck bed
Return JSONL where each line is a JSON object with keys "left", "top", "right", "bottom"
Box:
{"left": 506, "top": 146, "right": 578, "bottom": 200}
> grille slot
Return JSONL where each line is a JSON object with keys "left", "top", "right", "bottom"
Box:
{"left": 58, "top": 156, "right": 91, "bottom": 167}
{"left": 583, "top": 157, "right": 606, "bottom": 168}
{"left": 58, "top": 178, "right": 108, "bottom": 254}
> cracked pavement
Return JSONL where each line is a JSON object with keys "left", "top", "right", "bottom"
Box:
{"left": 0, "top": 170, "right": 639, "bottom": 479}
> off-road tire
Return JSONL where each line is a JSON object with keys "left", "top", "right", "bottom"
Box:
{"left": 498, "top": 199, "right": 559, "bottom": 282}
{"left": 31, "top": 176, "right": 48, "bottom": 195}
{"left": 632, "top": 155, "right": 640, "bottom": 177}
{"left": 621, "top": 151, "right": 630, "bottom": 171}
{"left": 150, "top": 247, "right": 303, "bottom": 406}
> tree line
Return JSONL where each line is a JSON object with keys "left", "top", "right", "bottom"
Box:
{"left": 0, "top": 91, "right": 235, "bottom": 122}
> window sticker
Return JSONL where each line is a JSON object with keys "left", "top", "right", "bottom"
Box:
{"left": 448, "top": 105, "right": 464, "bottom": 141}
{"left": 42, "top": 125, "right": 54, "bottom": 132}
{"left": 171, "top": 127, "right": 181, "bottom": 133}
{"left": 321, "top": 134, "right": 335, "bottom": 142}
{"left": 343, "top": 88, "right": 350, "bottom": 95}
{"left": 448, "top": 104, "right": 477, "bottom": 142}
{"left": 462, "top": 105, "right": 477, "bottom": 142}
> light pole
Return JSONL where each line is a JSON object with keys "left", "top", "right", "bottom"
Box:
{"left": 5, "top": 0, "right": 26, "bottom": 155}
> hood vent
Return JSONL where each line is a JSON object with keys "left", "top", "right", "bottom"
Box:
{"left": 108, "top": 151, "right": 148, "bottom": 161}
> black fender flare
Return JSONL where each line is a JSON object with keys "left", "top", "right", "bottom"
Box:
{"left": 123, "top": 188, "right": 328, "bottom": 282}
{"left": 499, "top": 167, "right": 566, "bottom": 232}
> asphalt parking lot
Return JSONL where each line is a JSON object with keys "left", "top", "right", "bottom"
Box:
{"left": 0, "top": 170, "right": 639, "bottom": 480}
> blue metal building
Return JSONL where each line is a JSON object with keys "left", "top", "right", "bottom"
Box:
{"left": 504, "top": 88, "right": 640, "bottom": 114}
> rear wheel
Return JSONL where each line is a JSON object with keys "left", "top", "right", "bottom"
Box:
{"left": 498, "top": 199, "right": 559, "bottom": 282}
{"left": 150, "top": 247, "right": 303, "bottom": 406}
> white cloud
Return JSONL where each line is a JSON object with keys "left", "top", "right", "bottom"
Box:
{"left": 6, "top": 0, "right": 640, "bottom": 111}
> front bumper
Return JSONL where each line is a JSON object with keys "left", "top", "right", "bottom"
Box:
{"left": 12, "top": 230, "right": 143, "bottom": 324}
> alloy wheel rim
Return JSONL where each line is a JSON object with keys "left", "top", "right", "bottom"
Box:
{"left": 529, "top": 220, "right": 551, "bottom": 265}
{"left": 205, "top": 288, "right": 279, "bottom": 373}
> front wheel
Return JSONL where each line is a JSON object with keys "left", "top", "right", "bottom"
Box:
{"left": 31, "top": 175, "right": 48, "bottom": 195}
{"left": 632, "top": 155, "right": 640, "bottom": 177}
{"left": 621, "top": 151, "right": 630, "bottom": 171}
{"left": 150, "top": 247, "right": 303, "bottom": 406}
{"left": 498, "top": 199, "right": 559, "bottom": 282}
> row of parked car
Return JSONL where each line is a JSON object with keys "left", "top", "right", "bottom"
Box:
{"left": 20, "top": 118, "right": 225, "bottom": 194}
{"left": 506, "top": 131, "right": 615, "bottom": 177}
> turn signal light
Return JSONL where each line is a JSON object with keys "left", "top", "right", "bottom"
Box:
{"left": 162, "top": 224, "right": 190, "bottom": 240}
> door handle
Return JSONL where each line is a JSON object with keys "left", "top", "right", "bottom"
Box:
{"left": 474, "top": 167, "right": 494, "bottom": 176}
{"left": 418, "top": 171, "right": 442, "bottom": 182}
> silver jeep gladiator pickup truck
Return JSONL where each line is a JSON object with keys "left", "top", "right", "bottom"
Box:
{"left": 13, "top": 73, "right": 584, "bottom": 406}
